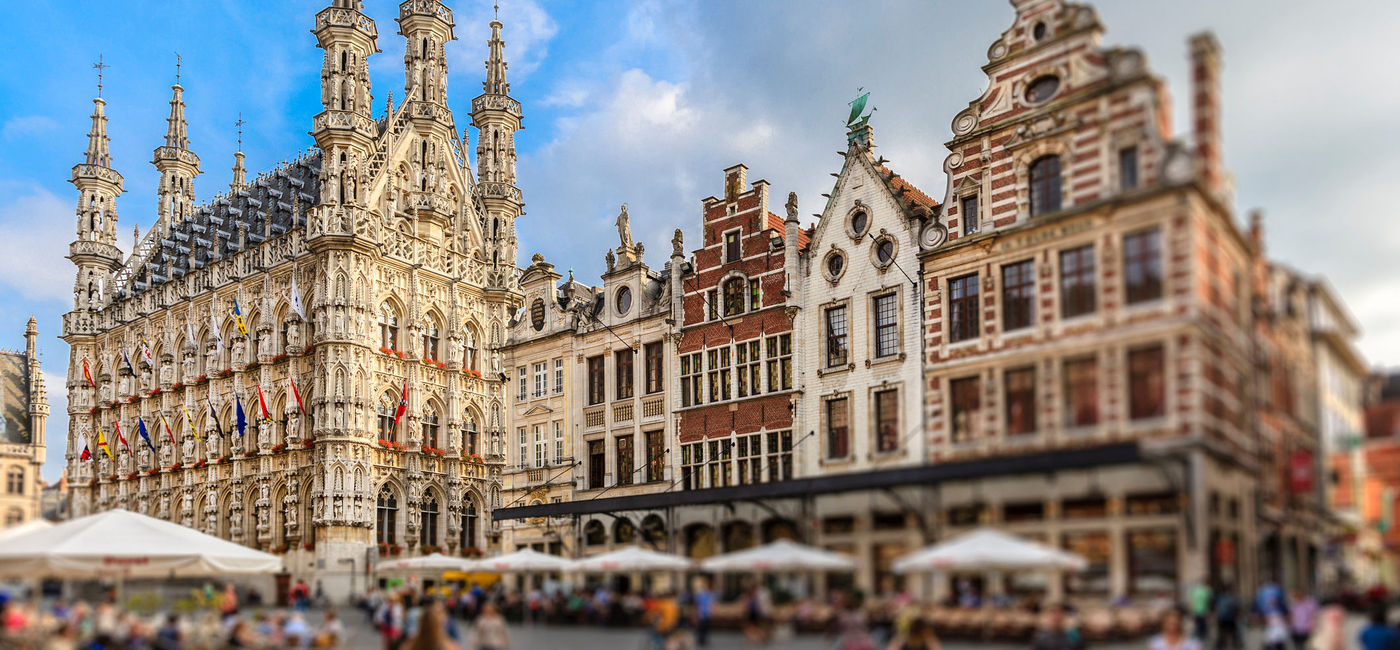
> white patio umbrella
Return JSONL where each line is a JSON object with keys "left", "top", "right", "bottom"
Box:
{"left": 0, "top": 518, "right": 53, "bottom": 542}
{"left": 475, "top": 548, "right": 576, "bottom": 573}
{"left": 0, "top": 509, "right": 281, "bottom": 578}
{"left": 892, "top": 528, "right": 1087, "bottom": 574}
{"left": 376, "top": 552, "right": 477, "bottom": 573}
{"left": 573, "top": 546, "right": 693, "bottom": 573}
{"left": 699, "top": 539, "right": 856, "bottom": 573}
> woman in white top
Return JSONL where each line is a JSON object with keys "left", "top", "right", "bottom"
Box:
{"left": 1149, "top": 607, "right": 1200, "bottom": 650}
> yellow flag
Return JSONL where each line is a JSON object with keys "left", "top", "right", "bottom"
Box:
{"left": 96, "top": 423, "right": 114, "bottom": 460}
{"left": 183, "top": 406, "right": 201, "bottom": 442}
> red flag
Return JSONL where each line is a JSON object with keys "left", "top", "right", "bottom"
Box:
{"left": 82, "top": 358, "right": 96, "bottom": 389}
{"left": 159, "top": 413, "right": 175, "bottom": 445}
{"left": 113, "top": 421, "right": 130, "bottom": 452}
{"left": 289, "top": 375, "right": 306, "bottom": 415}
{"left": 392, "top": 378, "right": 408, "bottom": 425}
{"left": 80, "top": 445, "right": 92, "bottom": 461}
{"left": 256, "top": 384, "right": 271, "bottom": 421}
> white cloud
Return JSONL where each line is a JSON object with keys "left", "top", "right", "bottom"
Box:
{"left": 0, "top": 183, "right": 78, "bottom": 304}
{"left": 2, "top": 116, "right": 59, "bottom": 140}
{"left": 450, "top": 0, "right": 557, "bottom": 83}
{"left": 41, "top": 368, "right": 69, "bottom": 483}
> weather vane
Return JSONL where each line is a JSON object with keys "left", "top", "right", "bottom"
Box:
{"left": 494, "top": 2, "right": 500, "bottom": 20}
{"left": 235, "top": 113, "right": 246, "bottom": 151}
{"left": 93, "top": 55, "right": 108, "bottom": 98}
{"left": 174, "top": 52, "right": 182, "bottom": 84}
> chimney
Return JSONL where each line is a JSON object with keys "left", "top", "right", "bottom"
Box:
{"left": 1190, "top": 32, "right": 1223, "bottom": 193}
{"left": 723, "top": 164, "right": 747, "bottom": 202}
{"left": 1248, "top": 209, "right": 1264, "bottom": 252}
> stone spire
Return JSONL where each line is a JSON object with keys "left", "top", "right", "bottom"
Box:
{"left": 231, "top": 115, "right": 247, "bottom": 193}
{"left": 152, "top": 62, "right": 201, "bottom": 227}
{"left": 471, "top": 13, "right": 524, "bottom": 280}
{"left": 69, "top": 76, "right": 125, "bottom": 311}
{"left": 484, "top": 19, "right": 509, "bottom": 96}
{"left": 397, "top": 0, "right": 455, "bottom": 106}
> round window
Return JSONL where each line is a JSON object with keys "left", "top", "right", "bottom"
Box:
{"left": 874, "top": 237, "right": 896, "bottom": 266}
{"left": 1032, "top": 21, "right": 1048, "bottom": 42}
{"left": 825, "top": 251, "right": 846, "bottom": 280}
{"left": 849, "top": 210, "right": 869, "bottom": 238}
{"left": 616, "top": 286, "right": 632, "bottom": 316}
{"left": 1024, "top": 75, "right": 1060, "bottom": 104}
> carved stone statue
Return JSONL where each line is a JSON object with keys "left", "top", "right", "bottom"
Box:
{"left": 137, "top": 445, "right": 151, "bottom": 469}
{"left": 205, "top": 344, "right": 219, "bottom": 371}
{"left": 257, "top": 421, "right": 270, "bottom": 449}
{"left": 286, "top": 411, "right": 301, "bottom": 442}
{"left": 119, "top": 373, "right": 132, "bottom": 397}
{"left": 605, "top": 249, "right": 615, "bottom": 271}
{"left": 615, "top": 204, "right": 634, "bottom": 250}
{"left": 158, "top": 494, "right": 170, "bottom": 520}
{"left": 672, "top": 228, "right": 684, "bottom": 257}
{"left": 160, "top": 442, "right": 172, "bottom": 465}
{"left": 258, "top": 331, "right": 274, "bottom": 358}
{"left": 182, "top": 435, "right": 194, "bottom": 463}
{"left": 182, "top": 353, "right": 196, "bottom": 382}
{"left": 785, "top": 191, "right": 799, "bottom": 221}
{"left": 447, "top": 337, "right": 463, "bottom": 367}
{"left": 285, "top": 322, "right": 301, "bottom": 351}
{"left": 159, "top": 362, "right": 174, "bottom": 387}
{"left": 231, "top": 337, "right": 247, "bottom": 364}
{"left": 206, "top": 429, "right": 222, "bottom": 459}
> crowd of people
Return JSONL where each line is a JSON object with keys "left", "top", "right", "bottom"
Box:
{"left": 0, "top": 584, "right": 346, "bottom": 649}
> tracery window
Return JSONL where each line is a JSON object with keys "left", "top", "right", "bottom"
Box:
{"left": 377, "top": 392, "right": 398, "bottom": 443}
{"left": 419, "top": 495, "right": 439, "bottom": 547}
{"left": 379, "top": 304, "right": 400, "bottom": 351}
{"left": 376, "top": 487, "right": 398, "bottom": 546}
{"left": 421, "top": 405, "right": 440, "bottom": 449}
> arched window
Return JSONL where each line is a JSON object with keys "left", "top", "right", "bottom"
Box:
{"left": 378, "top": 303, "right": 399, "bottom": 351}
{"left": 422, "top": 317, "right": 441, "bottom": 360}
{"left": 460, "top": 498, "right": 479, "bottom": 550}
{"left": 464, "top": 413, "right": 479, "bottom": 455}
{"left": 377, "top": 392, "right": 399, "bottom": 443}
{"left": 376, "top": 486, "right": 398, "bottom": 546}
{"left": 613, "top": 518, "right": 636, "bottom": 544}
{"left": 584, "top": 520, "right": 606, "bottom": 546}
{"left": 419, "top": 494, "right": 439, "bottom": 547}
{"left": 722, "top": 278, "right": 746, "bottom": 317}
{"left": 421, "top": 405, "right": 440, "bottom": 449}
{"left": 1028, "top": 155, "right": 1062, "bottom": 217}
{"left": 6, "top": 467, "right": 23, "bottom": 495}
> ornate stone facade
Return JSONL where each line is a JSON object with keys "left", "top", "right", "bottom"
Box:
{"left": 0, "top": 318, "right": 49, "bottom": 529}
{"left": 61, "top": 0, "right": 520, "bottom": 600}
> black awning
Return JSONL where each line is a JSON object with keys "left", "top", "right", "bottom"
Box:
{"left": 493, "top": 441, "right": 1142, "bottom": 521}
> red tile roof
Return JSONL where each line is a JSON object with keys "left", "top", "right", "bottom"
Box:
{"left": 765, "top": 211, "right": 812, "bottom": 251}
{"left": 873, "top": 163, "right": 939, "bottom": 212}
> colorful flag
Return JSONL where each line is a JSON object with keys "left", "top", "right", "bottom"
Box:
{"left": 233, "top": 299, "right": 250, "bottom": 338}
{"left": 122, "top": 349, "right": 136, "bottom": 375}
{"left": 209, "top": 309, "right": 224, "bottom": 354}
{"left": 392, "top": 378, "right": 408, "bottom": 425}
{"left": 82, "top": 357, "right": 96, "bottom": 389}
{"left": 159, "top": 412, "right": 175, "bottom": 445}
{"left": 208, "top": 402, "right": 221, "bottom": 436}
{"left": 96, "top": 423, "right": 113, "bottom": 460}
{"left": 113, "top": 421, "right": 130, "bottom": 452}
{"left": 137, "top": 416, "right": 156, "bottom": 454}
{"left": 140, "top": 340, "right": 154, "bottom": 368}
{"left": 235, "top": 394, "right": 247, "bottom": 437}
{"left": 289, "top": 273, "right": 306, "bottom": 321}
{"left": 256, "top": 384, "right": 271, "bottom": 422}
{"left": 289, "top": 375, "right": 306, "bottom": 415}
{"left": 80, "top": 444, "right": 92, "bottom": 461}
{"left": 184, "top": 406, "right": 201, "bottom": 442}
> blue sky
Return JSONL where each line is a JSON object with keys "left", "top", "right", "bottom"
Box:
{"left": 3, "top": 0, "right": 1399, "bottom": 482}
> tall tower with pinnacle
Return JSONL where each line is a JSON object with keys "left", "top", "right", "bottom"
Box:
{"left": 311, "top": 0, "right": 378, "bottom": 213}
{"left": 68, "top": 62, "right": 124, "bottom": 312}
{"left": 152, "top": 59, "right": 201, "bottom": 229}
{"left": 471, "top": 14, "right": 523, "bottom": 278}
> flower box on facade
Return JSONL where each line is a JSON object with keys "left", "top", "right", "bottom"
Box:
{"left": 271, "top": 444, "right": 288, "bottom": 454}
{"left": 169, "top": 463, "right": 183, "bottom": 471}
{"left": 463, "top": 453, "right": 485, "bottom": 464}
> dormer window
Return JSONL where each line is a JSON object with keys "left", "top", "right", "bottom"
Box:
{"left": 1024, "top": 75, "right": 1060, "bottom": 104}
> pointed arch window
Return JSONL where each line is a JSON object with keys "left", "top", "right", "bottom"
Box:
{"left": 465, "top": 327, "right": 480, "bottom": 371}
{"left": 422, "top": 405, "right": 440, "bottom": 449}
{"left": 376, "top": 486, "right": 398, "bottom": 546}
{"left": 422, "top": 317, "right": 441, "bottom": 360}
{"left": 419, "top": 494, "right": 439, "bottom": 547}
{"left": 464, "top": 412, "right": 479, "bottom": 455}
{"left": 460, "top": 498, "right": 479, "bottom": 550}
{"left": 1029, "top": 155, "right": 1063, "bottom": 217}
{"left": 379, "top": 303, "right": 399, "bottom": 350}
{"left": 377, "top": 392, "right": 398, "bottom": 443}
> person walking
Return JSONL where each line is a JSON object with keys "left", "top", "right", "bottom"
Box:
{"left": 885, "top": 618, "right": 940, "bottom": 650}
{"left": 403, "top": 601, "right": 460, "bottom": 650}
{"left": 1307, "top": 601, "right": 1345, "bottom": 650}
{"left": 1359, "top": 601, "right": 1400, "bottom": 650}
{"left": 474, "top": 602, "right": 510, "bottom": 650}
{"left": 291, "top": 579, "right": 311, "bottom": 613}
{"left": 1149, "top": 608, "right": 1200, "bottom": 650}
{"left": 1212, "top": 584, "right": 1242, "bottom": 650}
{"left": 1288, "top": 590, "right": 1318, "bottom": 650}
{"left": 692, "top": 579, "right": 714, "bottom": 648}
{"left": 1188, "top": 582, "right": 1213, "bottom": 641}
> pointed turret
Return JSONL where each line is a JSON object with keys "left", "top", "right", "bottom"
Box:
{"left": 152, "top": 76, "right": 201, "bottom": 227}
{"left": 472, "top": 16, "right": 524, "bottom": 279}
{"left": 311, "top": 0, "right": 378, "bottom": 215}
{"left": 396, "top": 0, "right": 455, "bottom": 106}
{"left": 69, "top": 85, "right": 125, "bottom": 312}
{"left": 231, "top": 115, "right": 247, "bottom": 193}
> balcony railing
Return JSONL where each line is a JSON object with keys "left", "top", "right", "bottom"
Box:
{"left": 613, "top": 401, "right": 634, "bottom": 424}
{"left": 584, "top": 406, "right": 605, "bottom": 430}
{"left": 642, "top": 395, "right": 666, "bottom": 420}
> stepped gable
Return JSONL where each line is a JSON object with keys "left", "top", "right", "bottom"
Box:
{"left": 118, "top": 153, "right": 322, "bottom": 298}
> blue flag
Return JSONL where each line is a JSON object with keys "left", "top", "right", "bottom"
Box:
{"left": 137, "top": 416, "right": 156, "bottom": 454}
{"left": 122, "top": 350, "right": 137, "bottom": 375}
{"left": 235, "top": 394, "right": 247, "bottom": 437}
